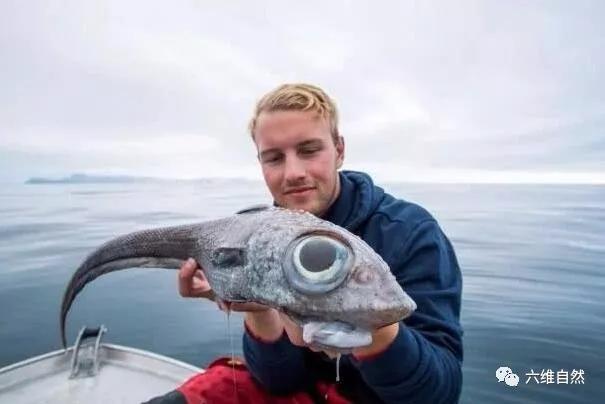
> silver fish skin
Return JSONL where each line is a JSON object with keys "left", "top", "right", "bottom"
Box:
{"left": 60, "top": 206, "right": 416, "bottom": 348}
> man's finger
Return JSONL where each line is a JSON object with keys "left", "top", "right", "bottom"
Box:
{"left": 191, "top": 277, "right": 207, "bottom": 290}
{"left": 179, "top": 258, "right": 202, "bottom": 297}
{"left": 180, "top": 258, "right": 198, "bottom": 277}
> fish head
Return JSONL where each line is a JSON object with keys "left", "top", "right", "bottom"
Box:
{"left": 248, "top": 208, "right": 417, "bottom": 346}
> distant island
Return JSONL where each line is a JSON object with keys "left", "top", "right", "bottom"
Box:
{"left": 25, "top": 173, "right": 159, "bottom": 184}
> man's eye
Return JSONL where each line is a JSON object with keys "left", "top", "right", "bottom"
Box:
{"left": 264, "top": 155, "right": 282, "bottom": 164}
{"left": 301, "top": 148, "right": 320, "bottom": 155}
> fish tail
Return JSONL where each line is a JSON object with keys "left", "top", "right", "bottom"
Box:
{"left": 60, "top": 223, "right": 203, "bottom": 348}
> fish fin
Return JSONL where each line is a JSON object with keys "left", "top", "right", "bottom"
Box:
{"left": 211, "top": 247, "right": 246, "bottom": 267}
{"left": 235, "top": 204, "right": 270, "bottom": 214}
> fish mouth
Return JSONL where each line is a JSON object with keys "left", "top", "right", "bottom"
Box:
{"left": 281, "top": 294, "right": 416, "bottom": 352}
{"left": 285, "top": 312, "right": 373, "bottom": 353}
{"left": 301, "top": 320, "right": 373, "bottom": 353}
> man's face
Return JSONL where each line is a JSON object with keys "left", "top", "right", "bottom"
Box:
{"left": 254, "top": 110, "right": 344, "bottom": 217}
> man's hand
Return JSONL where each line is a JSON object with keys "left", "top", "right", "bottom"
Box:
{"left": 178, "top": 258, "right": 215, "bottom": 300}
{"left": 352, "top": 322, "right": 399, "bottom": 358}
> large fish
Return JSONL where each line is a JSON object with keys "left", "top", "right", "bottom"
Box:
{"left": 60, "top": 205, "right": 416, "bottom": 352}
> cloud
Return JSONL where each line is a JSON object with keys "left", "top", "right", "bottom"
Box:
{"left": 2, "top": 129, "right": 220, "bottom": 157}
{"left": 1, "top": 0, "right": 603, "bottom": 183}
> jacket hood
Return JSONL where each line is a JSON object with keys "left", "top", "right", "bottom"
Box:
{"left": 323, "top": 170, "right": 384, "bottom": 232}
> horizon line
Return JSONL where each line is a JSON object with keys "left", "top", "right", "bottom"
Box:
{"left": 3, "top": 169, "right": 604, "bottom": 186}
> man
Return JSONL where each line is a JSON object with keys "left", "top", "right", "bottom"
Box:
{"left": 147, "top": 83, "right": 463, "bottom": 403}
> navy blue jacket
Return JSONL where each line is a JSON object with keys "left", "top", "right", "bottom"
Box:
{"left": 243, "top": 170, "right": 463, "bottom": 403}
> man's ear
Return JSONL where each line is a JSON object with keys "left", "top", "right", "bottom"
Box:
{"left": 336, "top": 136, "right": 345, "bottom": 169}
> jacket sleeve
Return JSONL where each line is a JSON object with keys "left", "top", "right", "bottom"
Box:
{"left": 242, "top": 324, "right": 309, "bottom": 395}
{"left": 354, "top": 219, "right": 464, "bottom": 404}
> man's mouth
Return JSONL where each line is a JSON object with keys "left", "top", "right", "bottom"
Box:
{"left": 284, "top": 187, "right": 315, "bottom": 196}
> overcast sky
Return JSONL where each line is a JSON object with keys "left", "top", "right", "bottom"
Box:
{"left": 1, "top": 0, "right": 603, "bottom": 183}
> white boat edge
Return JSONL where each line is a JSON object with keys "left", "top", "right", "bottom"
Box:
{"left": 0, "top": 344, "right": 202, "bottom": 375}
{"left": 0, "top": 343, "right": 204, "bottom": 404}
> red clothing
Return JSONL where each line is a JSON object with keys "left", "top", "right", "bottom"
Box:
{"left": 151, "top": 357, "right": 351, "bottom": 404}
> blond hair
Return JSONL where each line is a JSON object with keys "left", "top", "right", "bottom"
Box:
{"left": 249, "top": 83, "right": 340, "bottom": 143}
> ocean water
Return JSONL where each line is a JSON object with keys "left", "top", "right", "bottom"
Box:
{"left": 0, "top": 181, "right": 603, "bottom": 403}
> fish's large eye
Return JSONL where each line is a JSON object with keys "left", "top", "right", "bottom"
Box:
{"left": 284, "top": 235, "right": 352, "bottom": 294}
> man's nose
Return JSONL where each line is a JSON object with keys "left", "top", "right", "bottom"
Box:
{"left": 283, "top": 156, "right": 306, "bottom": 182}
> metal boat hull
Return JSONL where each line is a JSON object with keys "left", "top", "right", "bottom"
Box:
{"left": 0, "top": 344, "right": 201, "bottom": 404}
